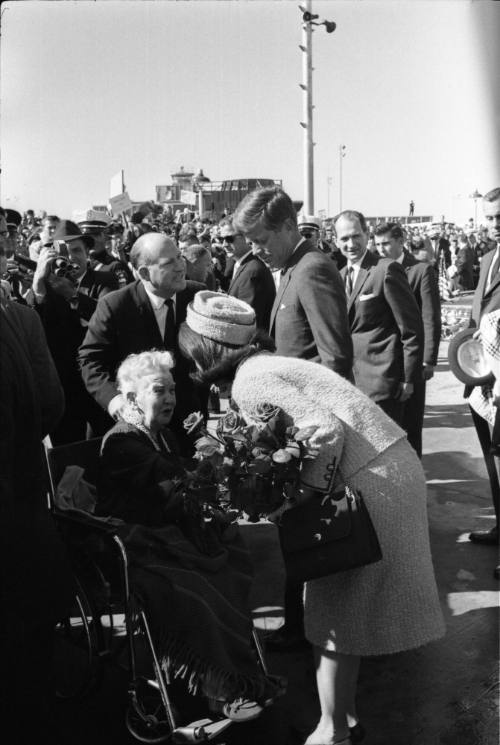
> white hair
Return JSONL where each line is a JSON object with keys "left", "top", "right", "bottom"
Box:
{"left": 117, "top": 350, "right": 175, "bottom": 395}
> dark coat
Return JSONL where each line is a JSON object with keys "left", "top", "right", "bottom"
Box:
{"left": 34, "top": 268, "right": 118, "bottom": 442}
{"left": 78, "top": 279, "right": 207, "bottom": 430}
{"left": 269, "top": 240, "right": 353, "bottom": 379}
{"left": 98, "top": 422, "right": 186, "bottom": 526}
{"left": 471, "top": 248, "right": 500, "bottom": 326}
{"left": 402, "top": 252, "right": 442, "bottom": 367}
{"left": 228, "top": 252, "right": 276, "bottom": 330}
{"left": 340, "top": 252, "right": 423, "bottom": 402}
{"left": 0, "top": 300, "right": 72, "bottom": 622}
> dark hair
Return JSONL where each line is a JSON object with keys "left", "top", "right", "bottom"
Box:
{"left": 483, "top": 188, "right": 500, "bottom": 203}
{"left": 332, "top": 210, "right": 368, "bottom": 235}
{"left": 178, "top": 323, "right": 276, "bottom": 385}
{"left": 43, "top": 215, "right": 60, "bottom": 224}
{"left": 373, "top": 222, "right": 404, "bottom": 240}
{"left": 182, "top": 244, "right": 211, "bottom": 263}
{"left": 233, "top": 187, "right": 297, "bottom": 234}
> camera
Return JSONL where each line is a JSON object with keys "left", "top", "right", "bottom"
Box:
{"left": 50, "top": 241, "right": 80, "bottom": 279}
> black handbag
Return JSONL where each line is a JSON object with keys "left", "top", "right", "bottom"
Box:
{"left": 278, "top": 486, "right": 382, "bottom": 582}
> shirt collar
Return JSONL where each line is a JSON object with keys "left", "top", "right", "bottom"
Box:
{"left": 234, "top": 249, "right": 253, "bottom": 268}
{"left": 347, "top": 249, "right": 368, "bottom": 268}
{"left": 396, "top": 252, "right": 405, "bottom": 264}
{"left": 143, "top": 284, "right": 176, "bottom": 311}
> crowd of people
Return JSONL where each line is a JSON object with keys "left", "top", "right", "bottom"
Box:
{"left": 1, "top": 185, "right": 499, "bottom": 745}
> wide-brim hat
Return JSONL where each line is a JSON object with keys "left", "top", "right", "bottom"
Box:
{"left": 45, "top": 219, "right": 94, "bottom": 248}
{"left": 186, "top": 290, "right": 256, "bottom": 346}
{"left": 448, "top": 327, "right": 493, "bottom": 386}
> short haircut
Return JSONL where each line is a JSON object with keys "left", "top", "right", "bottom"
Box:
{"left": 333, "top": 210, "right": 368, "bottom": 235}
{"left": 373, "top": 222, "right": 404, "bottom": 240}
{"left": 117, "top": 350, "right": 175, "bottom": 395}
{"left": 43, "top": 215, "right": 60, "bottom": 223}
{"left": 182, "top": 244, "right": 211, "bottom": 263}
{"left": 483, "top": 188, "right": 500, "bottom": 203}
{"left": 233, "top": 187, "right": 297, "bottom": 233}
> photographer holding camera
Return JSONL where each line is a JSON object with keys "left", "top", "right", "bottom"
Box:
{"left": 30, "top": 219, "right": 118, "bottom": 444}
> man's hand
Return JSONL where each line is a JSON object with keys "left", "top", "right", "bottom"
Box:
{"left": 423, "top": 364, "right": 435, "bottom": 381}
{"left": 396, "top": 382, "right": 414, "bottom": 401}
{"left": 32, "top": 245, "right": 57, "bottom": 298}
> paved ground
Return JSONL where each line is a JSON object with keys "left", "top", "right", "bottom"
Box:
{"left": 53, "top": 340, "right": 499, "bottom": 745}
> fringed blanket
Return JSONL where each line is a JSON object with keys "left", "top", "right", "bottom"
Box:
{"left": 116, "top": 521, "right": 274, "bottom": 702}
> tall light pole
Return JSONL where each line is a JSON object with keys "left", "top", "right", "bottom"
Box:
{"left": 339, "top": 144, "right": 346, "bottom": 212}
{"left": 299, "top": 3, "right": 336, "bottom": 215}
{"left": 470, "top": 189, "right": 483, "bottom": 228}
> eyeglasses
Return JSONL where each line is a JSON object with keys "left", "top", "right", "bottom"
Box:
{"left": 300, "top": 231, "right": 315, "bottom": 240}
{"left": 221, "top": 234, "right": 241, "bottom": 244}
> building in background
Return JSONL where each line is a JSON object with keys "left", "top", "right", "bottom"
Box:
{"left": 156, "top": 167, "right": 282, "bottom": 219}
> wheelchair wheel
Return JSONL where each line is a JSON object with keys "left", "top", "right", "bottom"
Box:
{"left": 125, "top": 692, "right": 173, "bottom": 744}
{"left": 53, "top": 581, "right": 102, "bottom": 699}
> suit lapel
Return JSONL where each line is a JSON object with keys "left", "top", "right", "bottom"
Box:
{"left": 269, "top": 241, "right": 315, "bottom": 333}
{"left": 228, "top": 252, "right": 253, "bottom": 291}
{"left": 135, "top": 281, "right": 163, "bottom": 346}
{"left": 347, "top": 253, "right": 373, "bottom": 310}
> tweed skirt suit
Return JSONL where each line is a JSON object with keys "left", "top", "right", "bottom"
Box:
{"left": 231, "top": 353, "right": 445, "bottom": 656}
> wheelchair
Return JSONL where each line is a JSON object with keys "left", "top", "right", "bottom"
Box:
{"left": 45, "top": 437, "right": 282, "bottom": 744}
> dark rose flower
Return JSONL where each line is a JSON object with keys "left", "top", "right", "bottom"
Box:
{"left": 183, "top": 411, "right": 205, "bottom": 436}
{"left": 217, "top": 409, "right": 247, "bottom": 436}
{"left": 253, "top": 402, "right": 281, "bottom": 423}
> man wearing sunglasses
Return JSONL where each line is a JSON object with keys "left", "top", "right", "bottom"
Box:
{"left": 220, "top": 222, "right": 276, "bottom": 330}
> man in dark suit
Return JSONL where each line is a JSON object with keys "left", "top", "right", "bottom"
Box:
{"left": 79, "top": 233, "right": 206, "bottom": 443}
{"left": 374, "top": 222, "right": 441, "bottom": 456}
{"left": 220, "top": 221, "right": 276, "bottom": 330}
{"left": 466, "top": 187, "right": 500, "bottom": 554}
{"left": 0, "top": 296, "right": 73, "bottom": 744}
{"left": 335, "top": 210, "right": 423, "bottom": 425}
{"left": 234, "top": 188, "right": 352, "bottom": 377}
{"left": 29, "top": 219, "right": 118, "bottom": 444}
{"left": 233, "top": 187, "right": 353, "bottom": 651}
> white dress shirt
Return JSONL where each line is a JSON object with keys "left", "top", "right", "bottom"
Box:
{"left": 232, "top": 249, "right": 253, "bottom": 280}
{"left": 143, "top": 285, "right": 176, "bottom": 339}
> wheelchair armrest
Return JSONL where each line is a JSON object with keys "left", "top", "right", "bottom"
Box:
{"left": 53, "top": 507, "right": 124, "bottom": 534}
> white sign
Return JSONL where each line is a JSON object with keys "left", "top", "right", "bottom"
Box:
{"left": 180, "top": 190, "right": 197, "bottom": 206}
{"left": 110, "top": 170, "right": 125, "bottom": 199}
{"left": 109, "top": 192, "right": 133, "bottom": 217}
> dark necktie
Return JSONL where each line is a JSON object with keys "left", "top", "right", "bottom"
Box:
{"left": 345, "top": 266, "right": 354, "bottom": 297}
{"left": 163, "top": 298, "right": 176, "bottom": 350}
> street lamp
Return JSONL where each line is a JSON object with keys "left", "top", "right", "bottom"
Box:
{"left": 469, "top": 189, "right": 483, "bottom": 228}
{"left": 298, "top": 1, "right": 336, "bottom": 215}
{"left": 339, "top": 144, "right": 346, "bottom": 212}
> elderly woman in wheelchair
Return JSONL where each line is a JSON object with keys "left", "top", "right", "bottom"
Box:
{"left": 97, "top": 349, "right": 281, "bottom": 729}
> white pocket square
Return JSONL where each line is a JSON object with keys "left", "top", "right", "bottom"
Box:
{"left": 359, "top": 293, "right": 376, "bottom": 301}
{"left": 279, "top": 303, "right": 287, "bottom": 310}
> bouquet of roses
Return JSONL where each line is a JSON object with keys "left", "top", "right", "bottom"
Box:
{"left": 183, "top": 404, "right": 318, "bottom": 521}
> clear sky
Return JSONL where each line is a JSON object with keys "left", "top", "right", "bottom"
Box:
{"left": 1, "top": 0, "right": 499, "bottom": 223}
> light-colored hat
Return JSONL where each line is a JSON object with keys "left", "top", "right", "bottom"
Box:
{"left": 186, "top": 291, "right": 256, "bottom": 346}
{"left": 298, "top": 214, "right": 321, "bottom": 232}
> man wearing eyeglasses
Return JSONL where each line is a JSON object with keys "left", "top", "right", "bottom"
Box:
{"left": 220, "top": 222, "right": 276, "bottom": 330}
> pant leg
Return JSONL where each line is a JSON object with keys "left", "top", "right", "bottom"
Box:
{"left": 402, "top": 377, "right": 426, "bottom": 458}
{"left": 470, "top": 405, "right": 500, "bottom": 526}
{"left": 377, "top": 398, "right": 405, "bottom": 428}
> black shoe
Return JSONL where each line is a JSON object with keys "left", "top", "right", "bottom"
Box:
{"left": 264, "top": 628, "right": 311, "bottom": 652}
{"left": 469, "top": 526, "right": 499, "bottom": 545}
